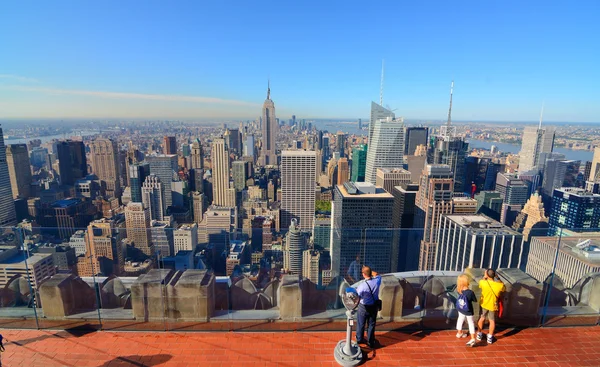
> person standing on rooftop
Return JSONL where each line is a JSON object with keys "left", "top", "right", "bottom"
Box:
{"left": 477, "top": 269, "right": 505, "bottom": 344}
{"left": 355, "top": 265, "right": 381, "bottom": 349}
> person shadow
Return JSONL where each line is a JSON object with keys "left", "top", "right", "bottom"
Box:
{"left": 96, "top": 354, "right": 172, "bottom": 367}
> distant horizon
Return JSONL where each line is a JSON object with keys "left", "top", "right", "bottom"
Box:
{"left": 1, "top": 117, "right": 599, "bottom": 126}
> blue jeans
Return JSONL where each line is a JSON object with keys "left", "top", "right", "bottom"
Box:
{"left": 356, "top": 303, "right": 377, "bottom": 345}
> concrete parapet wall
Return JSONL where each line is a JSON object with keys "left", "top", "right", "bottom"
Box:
{"left": 39, "top": 274, "right": 97, "bottom": 318}
{"left": 279, "top": 275, "right": 301, "bottom": 320}
{"left": 379, "top": 275, "right": 403, "bottom": 321}
{"left": 165, "top": 270, "right": 214, "bottom": 321}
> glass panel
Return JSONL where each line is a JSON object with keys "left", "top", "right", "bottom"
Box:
{"left": 0, "top": 227, "right": 40, "bottom": 329}
{"left": 541, "top": 228, "right": 600, "bottom": 327}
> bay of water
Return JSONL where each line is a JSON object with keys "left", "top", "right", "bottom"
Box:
{"left": 4, "top": 130, "right": 97, "bottom": 145}
{"left": 468, "top": 139, "right": 593, "bottom": 162}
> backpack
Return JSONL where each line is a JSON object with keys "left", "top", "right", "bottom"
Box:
{"left": 456, "top": 292, "right": 470, "bottom": 314}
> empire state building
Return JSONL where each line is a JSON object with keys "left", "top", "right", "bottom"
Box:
{"left": 260, "top": 82, "right": 278, "bottom": 166}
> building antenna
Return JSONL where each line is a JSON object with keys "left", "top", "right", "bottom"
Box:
{"left": 380, "top": 59, "right": 385, "bottom": 106}
{"left": 267, "top": 78, "right": 271, "bottom": 100}
{"left": 539, "top": 101, "right": 544, "bottom": 129}
{"left": 447, "top": 80, "right": 454, "bottom": 127}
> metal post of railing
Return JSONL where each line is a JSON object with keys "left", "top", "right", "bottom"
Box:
{"left": 156, "top": 249, "right": 167, "bottom": 331}
{"left": 541, "top": 228, "right": 562, "bottom": 326}
{"left": 87, "top": 237, "right": 103, "bottom": 331}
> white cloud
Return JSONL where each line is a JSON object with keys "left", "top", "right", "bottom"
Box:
{"left": 2, "top": 85, "right": 258, "bottom": 106}
{"left": 0, "top": 74, "right": 39, "bottom": 83}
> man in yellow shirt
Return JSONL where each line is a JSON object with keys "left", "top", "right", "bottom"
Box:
{"left": 477, "top": 269, "right": 505, "bottom": 344}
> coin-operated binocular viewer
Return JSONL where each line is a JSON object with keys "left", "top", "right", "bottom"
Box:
{"left": 333, "top": 287, "right": 363, "bottom": 366}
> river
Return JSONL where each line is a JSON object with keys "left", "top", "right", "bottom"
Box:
{"left": 467, "top": 139, "right": 593, "bottom": 162}
{"left": 4, "top": 130, "right": 98, "bottom": 145}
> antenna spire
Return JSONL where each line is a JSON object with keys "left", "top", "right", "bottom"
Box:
{"left": 539, "top": 101, "right": 544, "bottom": 129}
{"left": 267, "top": 79, "right": 271, "bottom": 100}
{"left": 380, "top": 59, "right": 385, "bottom": 106}
{"left": 447, "top": 80, "right": 454, "bottom": 127}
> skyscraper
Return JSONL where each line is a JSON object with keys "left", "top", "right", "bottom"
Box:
{"left": 496, "top": 173, "right": 530, "bottom": 206}
{"left": 541, "top": 159, "right": 581, "bottom": 206}
{"left": 85, "top": 218, "right": 125, "bottom": 276}
{"left": 369, "top": 102, "right": 395, "bottom": 144}
{"left": 232, "top": 161, "right": 247, "bottom": 192}
{"left": 125, "top": 202, "right": 152, "bottom": 257}
{"left": 128, "top": 163, "right": 150, "bottom": 203}
{"left": 146, "top": 154, "right": 178, "bottom": 212}
{"left": 548, "top": 187, "right": 600, "bottom": 236}
{"left": 283, "top": 219, "right": 306, "bottom": 275}
{"left": 192, "top": 191, "right": 205, "bottom": 224}
{"left": 0, "top": 126, "right": 17, "bottom": 226}
{"left": 331, "top": 182, "right": 394, "bottom": 278}
{"left": 364, "top": 117, "right": 405, "bottom": 184}
{"left": 321, "top": 136, "right": 330, "bottom": 167}
{"left": 350, "top": 144, "right": 368, "bottom": 182}
{"left": 436, "top": 214, "right": 525, "bottom": 271}
{"left": 6, "top": 144, "right": 32, "bottom": 198}
{"left": 90, "top": 138, "right": 121, "bottom": 199}
{"left": 428, "top": 82, "right": 469, "bottom": 193}
{"left": 405, "top": 127, "right": 429, "bottom": 156}
{"left": 142, "top": 174, "right": 165, "bottom": 221}
{"left": 280, "top": 150, "right": 316, "bottom": 230}
{"left": 337, "top": 158, "right": 349, "bottom": 185}
{"left": 226, "top": 128, "right": 242, "bottom": 155}
{"left": 392, "top": 184, "right": 419, "bottom": 272}
{"left": 416, "top": 164, "right": 454, "bottom": 271}
{"left": 243, "top": 134, "right": 255, "bottom": 160}
{"left": 56, "top": 140, "right": 87, "bottom": 186}
{"left": 211, "top": 138, "right": 234, "bottom": 207}
{"left": 260, "top": 83, "right": 278, "bottom": 166}
{"left": 190, "top": 138, "right": 204, "bottom": 193}
{"left": 336, "top": 132, "right": 347, "bottom": 158}
{"left": 518, "top": 123, "right": 556, "bottom": 172}
{"left": 190, "top": 138, "right": 204, "bottom": 169}
{"left": 586, "top": 147, "right": 600, "bottom": 187}
{"left": 163, "top": 136, "right": 177, "bottom": 155}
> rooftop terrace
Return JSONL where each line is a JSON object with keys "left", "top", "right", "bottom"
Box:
{"left": 2, "top": 326, "right": 599, "bottom": 367}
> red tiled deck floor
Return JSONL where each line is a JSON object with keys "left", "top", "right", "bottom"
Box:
{"left": 1, "top": 327, "right": 599, "bottom": 367}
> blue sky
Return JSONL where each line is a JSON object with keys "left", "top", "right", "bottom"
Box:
{"left": 1, "top": 1, "right": 599, "bottom": 122}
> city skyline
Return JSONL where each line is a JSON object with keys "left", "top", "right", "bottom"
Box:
{"left": 1, "top": 2, "right": 599, "bottom": 122}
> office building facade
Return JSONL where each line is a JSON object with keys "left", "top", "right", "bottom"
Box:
{"left": 331, "top": 182, "right": 394, "bottom": 277}
{"left": 280, "top": 150, "right": 316, "bottom": 231}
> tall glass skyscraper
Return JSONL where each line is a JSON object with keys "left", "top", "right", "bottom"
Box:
{"left": 365, "top": 117, "right": 405, "bottom": 184}
{"left": 518, "top": 125, "right": 556, "bottom": 172}
{"left": 351, "top": 144, "right": 367, "bottom": 182}
{"left": 0, "top": 126, "right": 17, "bottom": 227}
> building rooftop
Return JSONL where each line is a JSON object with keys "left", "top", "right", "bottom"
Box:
{"left": 339, "top": 182, "right": 392, "bottom": 198}
{"left": 444, "top": 214, "right": 520, "bottom": 236}
{"left": 534, "top": 236, "right": 600, "bottom": 266}
{"left": 0, "top": 252, "right": 52, "bottom": 265}
{"left": 52, "top": 198, "right": 81, "bottom": 208}
{"left": 377, "top": 167, "right": 410, "bottom": 174}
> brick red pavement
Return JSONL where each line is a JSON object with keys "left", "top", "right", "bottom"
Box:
{"left": 0, "top": 326, "right": 599, "bottom": 367}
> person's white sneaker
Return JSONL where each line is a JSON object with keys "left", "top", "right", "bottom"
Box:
{"left": 456, "top": 332, "right": 467, "bottom": 338}
{"left": 487, "top": 335, "right": 494, "bottom": 344}
{"left": 476, "top": 332, "right": 483, "bottom": 341}
{"left": 466, "top": 339, "right": 477, "bottom": 347}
